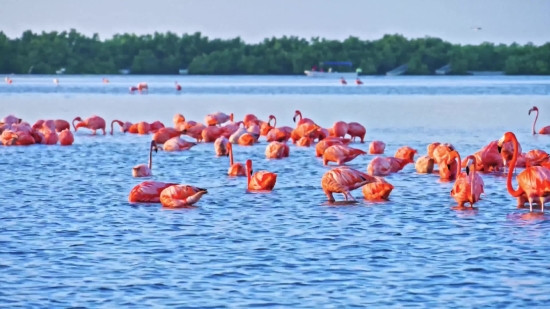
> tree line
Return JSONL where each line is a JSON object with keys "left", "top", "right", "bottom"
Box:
{"left": 0, "top": 29, "right": 549, "bottom": 75}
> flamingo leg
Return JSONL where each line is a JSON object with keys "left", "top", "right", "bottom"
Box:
{"left": 539, "top": 196, "right": 545, "bottom": 212}
{"left": 92, "top": 129, "right": 97, "bottom": 135}
{"left": 324, "top": 190, "right": 335, "bottom": 202}
{"left": 528, "top": 198, "right": 534, "bottom": 212}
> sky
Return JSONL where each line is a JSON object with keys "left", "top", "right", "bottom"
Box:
{"left": 1, "top": 0, "right": 549, "bottom": 45}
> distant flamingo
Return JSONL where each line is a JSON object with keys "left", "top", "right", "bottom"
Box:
{"left": 245, "top": 159, "right": 277, "bottom": 192}
{"left": 296, "top": 136, "right": 314, "bottom": 147}
{"left": 362, "top": 177, "right": 394, "bottom": 201}
{"left": 524, "top": 149, "right": 550, "bottom": 167}
{"left": 133, "top": 141, "right": 158, "bottom": 177}
{"left": 175, "top": 81, "right": 182, "bottom": 91}
{"left": 449, "top": 151, "right": 485, "bottom": 209}
{"left": 152, "top": 127, "right": 182, "bottom": 144}
{"left": 5, "top": 77, "right": 12, "bottom": 84}
{"left": 433, "top": 143, "right": 457, "bottom": 179}
{"left": 415, "top": 155, "right": 435, "bottom": 174}
{"left": 498, "top": 131, "right": 550, "bottom": 212}
{"left": 181, "top": 124, "right": 206, "bottom": 142}
{"left": 54, "top": 120, "right": 70, "bottom": 132}
{"left": 265, "top": 141, "right": 289, "bottom": 159}
{"left": 160, "top": 185, "right": 207, "bottom": 208}
{"left": 226, "top": 143, "right": 246, "bottom": 176}
{"left": 129, "top": 86, "right": 138, "bottom": 92}
{"left": 229, "top": 125, "right": 248, "bottom": 143}
{"left": 238, "top": 133, "right": 257, "bottom": 146}
{"left": 128, "top": 181, "right": 179, "bottom": 203}
{"left": 347, "top": 122, "right": 366, "bottom": 142}
{"left": 321, "top": 166, "right": 373, "bottom": 201}
{"left": 528, "top": 106, "right": 550, "bottom": 134}
{"left": 73, "top": 116, "right": 106, "bottom": 135}
{"left": 163, "top": 137, "right": 197, "bottom": 152}
{"left": 149, "top": 121, "right": 165, "bottom": 131}
{"left": 315, "top": 138, "right": 350, "bottom": 157}
{"left": 266, "top": 116, "right": 292, "bottom": 142}
{"left": 58, "top": 129, "right": 74, "bottom": 146}
{"left": 369, "top": 141, "right": 385, "bottom": 154}
{"left": 53, "top": 78, "right": 59, "bottom": 85}
{"left": 340, "top": 77, "right": 347, "bottom": 85}
{"left": 427, "top": 142, "right": 441, "bottom": 158}
{"left": 136, "top": 121, "right": 151, "bottom": 135}
{"left": 137, "top": 82, "right": 148, "bottom": 91}
{"left": 323, "top": 144, "right": 366, "bottom": 165}
{"left": 202, "top": 126, "right": 224, "bottom": 142}
{"left": 355, "top": 78, "right": 363, "bottom": 85}
{"left": 243, "top": 114, "right": 259, "bottom": 127}
{"left": 102, "top": 78, "right": 109, "bottom": 83}
{"left": 214, "top": 136, "right": 229, "bottom": 156}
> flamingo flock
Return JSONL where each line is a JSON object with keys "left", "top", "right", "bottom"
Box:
{"left": 3, "top": 105, "right": 550, "bottom": 212}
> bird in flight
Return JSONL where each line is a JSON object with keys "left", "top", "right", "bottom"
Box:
{"left": 471, "top": 27, "right": 482, "bottom": 31}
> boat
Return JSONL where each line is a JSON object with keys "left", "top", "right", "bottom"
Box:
{"left": 304, "top": 62, "right": 359, "bottom": 78}
{"left": 435, "top": 64, "right": 451, "bottom": 75}
{"left": 119, "top": 69, "right": 131, "bottom": 75}
{"left": 55, "top": 68, "right": 66, "bottom": 75}
{"left": 467, "top": 71, "right": 504, "bottom": 76}
{"left": 386, "top": 64, "right": 408, "bottom": 76}
{"left": 179, "top": 69, "right": 189, "bottom": 75}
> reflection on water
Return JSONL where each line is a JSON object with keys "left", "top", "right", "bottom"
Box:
{"left": 2, "top": 78, "right": 550, "bottom": 307}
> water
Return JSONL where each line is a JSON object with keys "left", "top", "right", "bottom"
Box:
{"left": 2, "top": 76, "right": 550, "bottom": 308}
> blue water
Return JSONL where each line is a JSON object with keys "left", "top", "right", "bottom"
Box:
{"left": 2, "top": 76, "right": 550, "bottom": 307}
{"left": 1, "top": 75, "right": 550, "bottom": 95}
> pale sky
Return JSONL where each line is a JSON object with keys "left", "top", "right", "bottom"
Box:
{"left": 1, "top": 0, "right": 549, "bottom": 45}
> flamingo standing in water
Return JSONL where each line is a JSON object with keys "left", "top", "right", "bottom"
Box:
{"left": 175, "top": 81, "right": 182, "bottom": 91}
{"left": 362, "top": 177, "right": 394, "bottom": 201}
{"left": 111, "top": 120, "right": 133, "bottom": 134}
{"left": 367, "top": 156, "right": 413, "bottom": 176}
{"left": 292, "top": 110, "right": 314, "bottom": 126}
{"left": 340, "top": 77, "right": 347, "bottom": 85}
{"left": 347, "top": 122, "right": 366, "bottom": 143}
{"left": 394, "top": 146, "right": 417, "bottom": 162}
{"left": 355, "top": 78, "right": 363, "bottom": 85}
{"left": 58, "top": 129, "right": 74, "bottom": 146}
{"left": 498, "top": 131, "right": 550, "bottom": 212}
{"left": 331, "top": 121, "right": 349, "bottom": 138}
{"left": 528, "top": 106, "right": 550, "bottom": 134}
{"left": 132, "top": 141, "right": 158, "bottom": 177}
{"left": 53, "top": 79, "right": 59, "bottom": 85}
{"left": 5, "top": 77, "right": 12, "bottom": 84}
{"left": 73, "top": 116, "right": 106, "bottom": 135}
{"left": 321, "top": 166, "right": 374, "bottom": 201}
{"left": 415, "top": 156, "right": 435, "bottom": 174}
{"left": 245, "top": 159, "right": 277, "bottom": 192}
{"left": 160, "top": 185, "right": 208, "bottom": 208}
{"left": 315, "top": 137, "right": 350, "bottom": 157}
{"left": 128, "top": 181, "right": 179, "bottom": 203}
{"left": 102, "top": 78, "right": 109, "bottom": 83}
{"left": 227, "top": 143, "right": 246, "bottom": 176}
{"left": 448, "top": 150, "right": 485, "bottom": 209}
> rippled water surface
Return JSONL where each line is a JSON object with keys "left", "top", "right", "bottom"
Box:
{"left": 2, "top": 76, "right": 550, "bottom": 308}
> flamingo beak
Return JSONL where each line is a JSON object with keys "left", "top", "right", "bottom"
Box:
{"left": 465, "top": 166, "right": 470, "bottom": 176}
{"left": 497, "top": 146, "right": 502, "bottom": 153}
{"left": 292, "top": 116, "right": 296, "bottom": 123}
{"left": 446, "top": 164, "right": 451, "bottom": 170}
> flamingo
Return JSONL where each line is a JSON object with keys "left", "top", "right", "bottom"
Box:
{"left": 5, "top": 77, "right": 12, "bottom": 84}
{"left": 214, "top": 136, "right": 229, "bottom": 156}
{"left": 137, "top": 82, "right": 148, "bottom": 91}
{"left": 245, "top": 159, "right": 277, "bottom": 192}
{"left": 524, "top": 149, "right": 550, "bottom": 167}
{"left": 173, "top": 114, "right": 186, "bottom": 126}
{"left": 292, "top": 110, "right": 314, "bottom": 126}
{"left": 238, "top": 133, "right": 257, "bottom": 146}
{"left": 152, "top": 127, "right": 183, "bottom": 144}
{"left": 58, "top": 129, "right": 74, "bottom": 146}
{"left": 265, "top": 141, "right": 289, "bottom": 159}
{"left": 296, "top": 136, "right": 314, "bottom": 147}
{"left": 331, "top": 121, "right": 349, "bottom": 138}
{"left": 356, "top": 78, "right": 363, "bottom": 85}
{"left": 160, "top": 185, "right": 207, "bottom": 208}
{"left": 340, "top": 77, "right": 347, "bottom": 85}
{"left": 448, "top": 151, "right": 484, "bottom": 209}
{"left": 205, "top": 112, "right": 233, "bottom": 127}
{"left": 427, "top": 142, "right": 441, "bottom": 158}
{"left": 181, "top": 124, "right": 206, "bottom": 143}
{"left": 54, "top": 119, "right": 70, "bottom": 132}
{"left": 322, "top": 144, "right": 366, "bottom": 165}
{"left": 498, "top": 131, "right": 550, "bottom": 212}
{"left": 136, "top": 121, "right": 151, "bottom": 135}
{"left": 433, "top": 143, "right": 458, "bottom": 179}
{"left": 73, "top": 116, "right": 106, "bottom": 135}
{"left": 128, "top": 181, "right": 179, "bottom": 203}
{"left": 175, "top": 81, "right": 182, "bottom": 91}
{"left": 369, "top": 141, "right": 385, "bottom": 154}
{"left": 102, "top": 78, "right": 109, "bottom": 83}
{"left": 321, "top": 166, "right": 374, "bottom": 201}
{"left": 362, "top": 177, "right": 394, "bottom": 201}
{"left": 528, "top": 106, "right": 550, "bottom": 134}
{"left": 415, "top": 156, "right": 435, "bottom": 174}
{"left": 243, "top": 114, "right": 259, "bottom": 127}
{"left": 226, "top": 143, "right": 246, "bottom": 176}
{"left": 229, "top": 125, "right": 248, "bottom": 144}
{"left": 315, "top": 138, "right": 351, "bottom": 157}
{"left": 347, "top": 122, "right": 366, "bottom": 143}
{"left": 132, "top": 141, "right": 158, "bottom": 177}
{"left": 394, "top": 146, "right": 417, "bottom": 162}
{"left": 53, "top": 78, "right": 59, "bottom": 85}
{"left": 162, "top": 137, "right": 196, "bottom": 152}
{"left": 367, "top": 156, "right": 412, "bottom": 176}
{"left": 129, "top": 86, "right": 139, "bottom": 93}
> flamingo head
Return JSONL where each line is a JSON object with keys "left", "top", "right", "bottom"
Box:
{"left": 230, "top": 113, "right": 234, "bottom": 122}
{"left": 292, "top": 110, "right": 300, "bottom": 123}
{"left": 226, "top": 142, "right": 232, "bottom": 156}
{"left": 528, "top": 106, "right": 538, "bottom": 115}
{"left": 150, "top": 140, "right": 158, "bottom": 153}
{"left": 497, "top": 132, "right": 514, "bottom": 153}
{"left": 464, "top": 155, "right": 476, "bottom": 176}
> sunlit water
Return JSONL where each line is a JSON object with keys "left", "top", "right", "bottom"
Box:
{"left": 1, "top": 76, "right": 550, "bottom": 308}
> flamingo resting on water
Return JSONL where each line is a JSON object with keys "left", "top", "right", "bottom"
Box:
{"left": 128, "top": 181, "right": 179, "bottom": 203}
{"left": 133, "top": 141, "right": 158, "bottom": 177}
{"left": 497, "top": 131, "right": 550, "bottom": 212}
{"left": 160, "top": 185, "right": 208, "bottom": 208}
{"left": 227, "top": 143, "right": 246, "bottom": 177}
{"left": 528, "top": 106, "right": 550, "bottom": 134}
{"left": 245, "top": 159, "right": 277, "bottom": 192}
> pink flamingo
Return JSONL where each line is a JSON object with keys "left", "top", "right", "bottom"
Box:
{"left": 133, "top": 141, "right": 158, "bottom": 177}
{"left": 73, "top": 116, "right": 106, "bottom": 135}
{"left": 528, "top": 106, "right": 550, "bottom": 134}
{"left": 449, "top": 151, "right": 485, "bottom": 209}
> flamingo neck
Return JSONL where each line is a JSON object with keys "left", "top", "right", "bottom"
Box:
{"left": 148, "top": 145, "right": 153, "bottom": 170}
{"left": 533, "top": 109, "right": 539, "bottom": 134}
{"left": 75, "top": 122, "right": 86, "bottom": 131}
{"left": 72, "top": 118, "right": 79, "bottom": 131}
{"left": 246, "top": 163, "right": 252, "bottom": 186}
{"left": 297, "top": 112, "right": 303, "bottom": 122}
{"left": 110, "top": 120, "right": 122, "bottom": 135}
{"left": 469, "top": 157, "right": 476, "bottom": 203}
{"left": 506, "top": 134, "right": 524, "bottom": 197}
{"left": 229, "top": 146, "right": 234, "bottom": 166}
{"left": 273, "top": 117, "right": 277, "bottom": 128}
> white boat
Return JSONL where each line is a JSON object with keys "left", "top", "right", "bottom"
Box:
{"left": 179, "top": 69, "right": 189, "bottom": 75}
{"left": 304, "top": 71, "right": 358, "bottom": 78}
{"left": 55, "top": 68, "right": 66, "bottom": 75}
{"left": 119, "top": 69, "right": 131, "bottom": 75}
